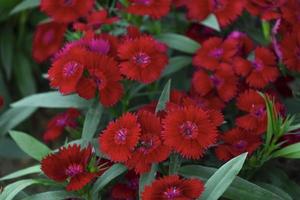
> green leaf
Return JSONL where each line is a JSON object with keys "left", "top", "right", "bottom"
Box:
{"left": 9, "top": 130, "right": 51, "bottom": 161}
{"left": 200, "top": 14, "right": 220, "bottom": 32}
{"left": 272, "top": 142, "right": 300, "bottom": 158}
{"left": 0, "top": 28, "right": 13, "bottom": 79}
{"left": 200, "top": 153, "right": 247, "bottom": 200}
{"left": 92, "top": 164, "right": 127, "bottom": 198}
{"left": 21, "top": 191, "right": 78, "bottom": 200}
{"left": 0, "top": 165, "right": 41, "bottom": 181}
{"left": 155, "top": 80, "right": 171, "bottom": 113}
{"left": 11, "top": 92, "right": 91, "bottom": 108}
{"left": 179, "top": 165, "right": 284, "bottom": 200}
{"left": 156, "top": 33, "right": 200, "bottom": 54}
{"left": 10, "top": 0, "right": 40, "bottom": 15}
{"left": 256, "top": 183, "right": 293, "bottom": 200}
{"left": 0, "top": 179, "right": 39, "bottom": 200}
{"left": 0, "top": 107, "right": 37, "bottom": 136}
{"left": 81, "top": 100, "right": 103, "bottom": 141}
{"left": 139, "top": 164, "right": 158, "bottom": 198}
{"left": 161, "top": 56, "right": 192, "bottom": 78}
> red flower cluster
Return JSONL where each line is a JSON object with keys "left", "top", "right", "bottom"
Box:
{"left": 43, "top": 108, "right": 80, "bottom": 142}
{"left": 142, "top": 175, "right": 204, "bottom": 200}
{"left": 110, "top": 171, "right": 138, "bottom": 200}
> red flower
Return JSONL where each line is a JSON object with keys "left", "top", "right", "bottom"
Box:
{"left": 193, "top": 37, "right": 238, "bottom": 71}
{"left": 282, "top": 0, "right": 300, "bottom": 26}
{"left": 192, "top": 63, "right": 238, "bottom": 102}
{"left": 126, "top": 0, "right": 171, "bottom": 19}
{"left": 234, "top": 47, "right": 279, "bottom": 88}
{"left": 142, "top": 175, "right": 204, "bottom": 200}
{"left": 125, "top": 111, "right": 170, "bottom": 174}
{"left": 186, "top": 24, "right": 216, "bottom": 44}
{"left": 118, "top": 36, "right": 168, "bottom": 84}
{"left": 246, "top": 0, "right": 286, "bottom": 20}
{"left": 40, "top": 0, "right": 94, "bottom": 23}
{"left": 111, "top": 183, "right": 136, "bottom": 200}
{"left": 99, "top": 113, "right": 141, "bottom": 162}
{"left": 215, "top": 128, "right": 262, "bottom": 161}
{"left": 43, "top": 108, "right": 80, "bottom": 142}
{"left": 227, "top": 31, "right": 254, "bottom": 57}
{"left": 48, "top": 47, "right": 87, "bottom": 95}
{"left": 32, "top": 21, "right": 66, "bottom": 63}
{"left": 185, "top": 0, "right": 245, "bottom": 27}
{"left": 41, "top": 144, "right": 97, "bottom": 191}
{"left": 281, "top": 28, "right": 300, "bottom": 72}
{"left": 235, "top": 90, "right": 267, "bottom": 134}
{"left": 76, "top": 52, "right": 123, "bottom": 107}
{"left": 163, "top": 106, "right": 218, "bottom": 159}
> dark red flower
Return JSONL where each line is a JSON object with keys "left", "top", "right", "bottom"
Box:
{"left": 40, "top": 0, "right": 94, "bottom": 23}
{"left": 281, "top": 28, "right": 300, "bottom": 72}
{"left": 215, "top": 128, "right": 262, "bottom": 161}
{"left": 48, "top": 47, "right": 87, "bottom": 95}
{"left": 185, "top": 0, "right": 245, "bottom": 27}
{"left": 281, "top": 0, "right": 300, "bottom": 26}
{"left": 76, "top": 52, "right": 123, "bottom": 106}
{"left": 125, "top": 111, "right": 170, "bottom": 174}
{"left": 163, "top": 106, "right": 218, "bottom": 159}
{"left": 142, "top": 175, "right": 204, "bottom": 200}
{"left": 193, "top": 37, "right": 238, "bottom": 71}
{"left": 234, "top": 47, "right": 279, "bottom": 88}
{"left": 41, "top": 144, "right": 97, "bottom": 191}
{"left": 186, "top": 24, "right": 216, "bottom": 44}
{"left": 280, "top": 132, "right": 300, "bottom": 147}
{"left": 99, "top": 113, "right": 141, "bottom": 162}
{"left": 32, "top": 21, "right": 66, "bottom": 63}
{"left": 246, "top": 0, "right": 286, "bottom": 20}
{"left": 43, "top": 108, "right": 80, "bottom": 142}
{"left": 192, "top": 63, "right": 238, "bottom": 102}
{"left": 111, "top": 183, "right": 136, "bottom": 200}
{"left": 227, "top": 31, "right": 254, "bottom": 57}
{"left": 118, "top": 36, "right": 168, "bottom": 83}
{"left": 235, "top": 90, "right": 267, "bottom": 134}
{"left": 126, "top": 0, "right": 171, "bottom": 19}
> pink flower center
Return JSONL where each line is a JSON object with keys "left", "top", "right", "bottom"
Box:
{"left": 43, "top": 30, "right": 54, "bottom": 45}
{"left": 251, "top": 105, "right": 265, "bottom": 118}
{"left": 114, "top": 128, "right": 128, "bottom": 144}
{"left": 233, "top": 140, "right": 248, "bottom": 150}
{"left": 56, "top": 116, "right": 67, "bottom": 126}
{"left": 212, "top": 0, "right": 225, "bottom": 10}
{"left": 133, "top": 52, "right": 151, "bottom": 66}
{"left": 65, "top": 164, "right": 83, "bottom": 177}
{"left": 180, "top": 121, "right": 198, "bottom": 139}
{"left": 63, "top": 0, "right": 74, "bottom": 6}
{"left": 63, "top": 61, "right": 81, "bottom": 77}
{"left": 86, "top": 39, "right": 110, "bottom": 54}
{"left": 252, "top": 60, "right": 263, "bottom": 71}
{"left": 164, "top": 186, "right": 181, "bottom": 199}
{"left": 210, "top": 48, "right": 224, "bottom": 58}
{"left": 210, "top": 75, "right": 223, "bottom": 87}
{"left": 134, "top": 0, "right": 152, "bottom": 5}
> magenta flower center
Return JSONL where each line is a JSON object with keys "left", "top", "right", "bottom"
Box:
{"left": 56, "top": 116, "right": 67, "bottom": 126}
{"left": 180, "top": 121, "right": 198, "bottom": 139}
{"left": 63, "top": 0, "right": 74, "bottom": 6}
{"left": 63, "top": 61, "right": 81, "bottom": 77}
{"left": 134, "top": 0, "right": 152, "bottom": 5}
{"left": 86, "top": 39, "right": 110, "bottom": 54}
{"left": 210, "top": 75, "right": 223, "bottom": 87}
{"left": 43, "top": 30, "right": 54, "bottom": 45}
{"left": 65, "top": 164, "right": 83, "bottom": 177}
{"left": 252, "top": 60, "right": 263, "bottom": 71}
{"left": 212, "top": 0, "right": 225, "bottom": 10}
{"left": 164, "top": 186, "right": 181, "bottom": 199}
{"left": 114, "top": 128, "right": 128, "bottom": 144}
{"left": 234, "top": 140, "right": 248, "bottom": 150}
{"left": 251, "top": 105, "right": 265, "bottom": 118}
{"left": 133, "top": 52, "right": 151, "bottom": 66}
{"left": 210, "top": 48, "right": 223, "bottom": 58}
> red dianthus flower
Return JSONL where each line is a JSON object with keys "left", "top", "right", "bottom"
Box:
{"left": 246, "top": 0, "right": 286, "bottom": 20}
{"left": 142, "top": 175, "right": 204, "bottom": 200}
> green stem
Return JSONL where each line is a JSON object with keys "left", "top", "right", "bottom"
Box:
{"left": 168, "top": 153, "right": 181, "bottom": 175}
{"left": 261, "top": 20, "right": 271, "bottom": 43}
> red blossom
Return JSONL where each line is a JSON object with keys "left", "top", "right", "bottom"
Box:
{"left": 118, "top": 36, "right": 168, "bottom": 84}
{"left": 40, "top": 0, "right": 94, "bottom": 23}
{"left": 142, "top": 175, "right": 204, "bottom": 200}
{"left": 41, "top": 144, "right": 97, "bottom": 191}
{"left": 163, "top": 106, "right": 218, "bottom": 159}
{"left": 32, "top": 21, "right": 66, "bottom": 63}
{"left": 246, "top": 0, "right": 287, "bottom": 20}
{"left": 215, "top": 128, "right": 262, "bottom": 161}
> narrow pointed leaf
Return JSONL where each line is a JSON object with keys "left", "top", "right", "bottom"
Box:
{"left": 0, "top": 165, "right": 41, "bottom": 181}
{"left": 162, "top": 56, "right": 192, "bottom": 77}
{"left": 155, "top": 80, "right": 171, "bottom": 113}
{"left": 272, "top": 142, "right": 300, "bottom": 158}
{"left": 21, "top": 191, "right": 78, "bottom": 200}
{"left": 10, "top": 0, "right": 40, "bottom": 15}
{"left": 200, "top": 14, "right": 220, "bottom": 32}
{"left": 139, "top": 164, "right": 158, "bottom": 198}
{"left": 0, "top": 179, "right": 39, "bottom": 200}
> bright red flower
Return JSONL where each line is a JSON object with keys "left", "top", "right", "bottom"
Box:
{"left": 193, "top": 37, "right": 238, "bottom": 71}
{"left": 281, "top": 0, "right": 300, "bottom": 26}
{"left": 118, "top": 36, "right": 168, "bottom": 84}
{"left": 235, "top": 90, "right": 267, "bottom": 134}
{"left": 281, "top": 28, "right": 300, "bottom": 72}
{"left": 32, "top": 21, "right": 66, "bottom": 63}
{"left": 126, "top": 0, "right": 171, "bottom": 19}
{"left": 246, "top": 0, "right": 286, "bottom": 20}
{"left": 41, "top": 144, "right": 97, "bottom": 191}
{"left": 40, "top": 0, "right": 94, "bottom": 23}
{"left": 99, "top": 113, "right": 141, "bottom": 162}
{"left": 163, "top": 106, "right": 218, "bottom": 159}
{"left": 48, "top": 47, "right": 86, "bottom": 94}
{"left": 125, "top": 111, "right": 170, "bottom": 174}
{"left": 76, "top": 52, "right": 123, "bottom": 106}
{"left": 185, "top": 0, "right": 245, "bottom": 27}
{"left": 234, "top": 47, "right": 279, "bottom": 88}
{"left": 215, "top": 128, "right": 262, "bottom": 161}
{"left": 43, "top": 108, "right": 80, "bottom": 142}
{"left": 227, "top": 31, "right": 254, "bottom": 57}
{"left": 192, "top": 63, "right": 238, "bottom": 102}
{"left": 142, "top": 175, "right": 204, "bottom": 200}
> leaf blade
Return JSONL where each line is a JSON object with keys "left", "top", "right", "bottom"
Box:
{"left": 155, "top": 80, "right": 171, "bottom": 113}
{"left": 0, "top": 165, "right": 41, "bottom": 181}
{"left": 10, "top": 0, "right": 40, "bottom": 15}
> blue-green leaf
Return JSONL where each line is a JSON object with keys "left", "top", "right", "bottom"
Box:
{"left": 155, "top": 80, "right": 171, "bottom": 113}
{"left": 162, "top": 56, "right": 192, "bottom": 77}
{"left": 200, "top": 14, "right": 220, "bottom": 32}
{"left": 0, "top": 28, "right": 13, "bottom": 79}
{"left": 139, "top": 164, "right": 158, "bottom": 198}
{"left": 21, "top": 191, "right": 78, "bottom": 200}
{"left": 0, "top": 165, "right": 41, "bottom": 181}
{"left": 10, "top": 0, "right": 40, "bottom": 15}
{"left": 272, "top": 142, "right": 300, "bottom": 159}
{"left": 0, "top": 179, "right": 39, "bottom": 200}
